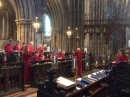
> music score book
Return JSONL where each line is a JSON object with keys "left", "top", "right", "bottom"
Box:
{"left": 56, "top": 76, "right": 76, "bottom": 89}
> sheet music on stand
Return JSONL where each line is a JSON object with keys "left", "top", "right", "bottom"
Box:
{"left": 56, "top": 76, "right": 76, "bottom": 89}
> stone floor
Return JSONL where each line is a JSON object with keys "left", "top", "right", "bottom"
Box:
{"left": 3, "top": 87, "right": 37, "bottom": 97}
{"left": 4, "top": 69, "right": 102, "bottom": 97}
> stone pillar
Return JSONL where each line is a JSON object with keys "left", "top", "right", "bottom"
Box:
{"left": 15, "top": 19, "right": 34, "bottom": 46}
{"left": 15, "top": 20, "right": 20, "bottom": 40}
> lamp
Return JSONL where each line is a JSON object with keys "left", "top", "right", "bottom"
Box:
{"left": 67, "top": 27, "right": 72, "bottom": 38}
{"left": 102, "top": 60, "right": 106, "bottom": 69}
{"left": 33, "top": 17, "right": 41, "bottom": 49}
{"left": 85, "top": 62, "right": 89, "bottom": 70}
{"left": 95, "top": 61, "right": 98, "bottom": 68}
{"left": 33, "top": 17, "right": 41, "bottom": 32}
{"left": 67, "top": 27, "right": 72, "bottom": 53}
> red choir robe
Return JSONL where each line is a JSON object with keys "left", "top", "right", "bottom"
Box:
{"left": 38, "top": 53, "right": 44, "bottom": 60}
{"left": 43, "top": 47, "right": 47, "bottom": 52}
{"left": 61, "top": 54, "right": 65, "bottom": 59}
{"left": 33, "top": 54, "right": 39, "bottom": 61}
{"left": 44, "top": 57, "right": 50, "bottom": 60}
{"left": 112, "top": 55, "right": 128, "bottom": 65}
{"left": 20, "top": 46, "right": 25, "bottom": 51}
{"left": 57, "top": 53, "right": 62, "bottom": 59}
{"left": 28, "top": 45, "right": 34, "bottom": 52}
{"left": 74, "top": 51, "right": 85, "bottom": 76}
{"left": 23, "top": 51, "right": 32, "bottom": 84}
{"left": 13, "top": 44, "right": 20, "bottom": 51}
{"left": 5, "top": 43, "right": 13, "bottom": 55}
{"left": 36, "top": 47, "right": 42, "bottom": 52}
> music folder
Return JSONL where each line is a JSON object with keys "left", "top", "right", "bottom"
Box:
{"left": 56, "top": 76, "right": 76, "bottom": 89}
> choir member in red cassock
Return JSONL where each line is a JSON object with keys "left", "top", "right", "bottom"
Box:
{"left": 38, "top": 50, "right": 44, "bottom": 60}
{"left": 33, "top": 51, "right": 39, "bottom": 61}
{"left": 43, "top": 44, "right": 47, "bottom": 52}
{"left": 112, "top": 48, "right": 128, "bottom": 65}
{"left": 4, "top": 39, "right": 13, "bottom": 55}
{"left": 36, "top": 44, "right": 42, "bottom": 52}
{"left": 28, "top": 41, "right": 34, "bottom": 52}
{"left": 13, "top": 40, "right": 20, "bottom": 51}
{"left": 20, "top": 42, "right": 26, "bottom": 51}
{"left": 74, "top": 48, "right": 85, "bottom": 77}
{"left": 23, "top": 45, "right": 32, "bottom": 84}
{"left": 57, "top": 49, "right": 62, "bottom": 59}
{"left": 61, "top": 51, "right": 65, "bottom": 59}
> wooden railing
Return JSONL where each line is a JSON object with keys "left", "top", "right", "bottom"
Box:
{"left": 0, "top": 62, "right": 25, "bottom": 96}
{"left": 37, "top": 74, "right": 106, "bottom": 97}
{"left": 31, "top": 60, "right": 73, "bottom": 87}
{"left": 66, "top": 78, "right": 106, "bottom": 97}
{"left": 31, "top": 63, "right": 52, "bottom": 87}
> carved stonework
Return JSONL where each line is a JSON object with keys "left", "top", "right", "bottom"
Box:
{"left": 15, "top": 19, "right": 35, "bottom": 45}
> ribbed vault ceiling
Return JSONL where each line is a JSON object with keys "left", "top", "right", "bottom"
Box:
{"left": 4, "top": 0, "right": 130, "bottom": 30}
{"left": 7, "top": 0, "right": 69, "bottom": 30}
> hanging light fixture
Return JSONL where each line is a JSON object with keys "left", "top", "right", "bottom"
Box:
{"left": 32, "top": 17, "right": 41, "bottom": 32}
{"left": 66, "top": 27, "right": 72, "bottom": 38}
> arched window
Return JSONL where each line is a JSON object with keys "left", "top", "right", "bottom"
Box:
{"left": 43, "top": 14, "right": 51, "bottom": 36}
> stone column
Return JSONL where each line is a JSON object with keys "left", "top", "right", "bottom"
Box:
{"left": 15, "top": 20, "right": 20, "bottom": 40}
{"left": 15, "top": 19, "right": 34, "bottom": 46}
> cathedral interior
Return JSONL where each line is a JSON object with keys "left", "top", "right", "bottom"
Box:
{"left": 0, "top": 0, "right": 130, "bottom": 97}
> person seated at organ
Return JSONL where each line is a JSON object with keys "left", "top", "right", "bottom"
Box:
{"left": 107, "top": 48, "right": 129, "bottom": 70}
{"left": 112, "top": 48, "right": 128, "bottom": 65}
{"left": 57, "top": 49, "right": 62, "bottom": 59}
{"left": 33, "top": 51, "right": 39, "bottom": 61}
{"left": 5, "top": 39, "right": 13, "bottom": 56}
{"left": 13, "top": 40, "right": 20, "bottom": 51}
{"left": 61, "top": 51, "right": 65, "bottom": 59}
{"left": 38, "top": 50, "right": 44, "bottom": 60}
{"left": 43, "top": 44, "right": 47, "bottom": 52}
{"left": 36, "top": 44, "right": 42, "bottom": 52}
{"left": 20, "top": 42, "right": 26, "bottom": 51}
{"left": 28, "top": 41, "right": 34, "bottom": 52}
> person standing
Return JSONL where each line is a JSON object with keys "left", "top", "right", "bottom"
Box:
{"left": 74, "top": 48, "right": 85, "bottom": 77}
{"left": 36, "top": 44, "right": 42, "bottom": 52}
{"left": 43, "top": 44, "right": 47, "bottom": 52}
{"left": 23, "top": 45, "right": 32, "bottom": 84}
{"left": 4, "top": 39, "right": 13, "bottom": 55}
{"left": 13, "top": 40, "right": 20, "bottom": 51}
{"left": 61, "top": 51, "right": 65, "bottom": 59}
{"left": 28, "top": 41, "right": 34, "bottom": 52}
{"left": 57, "top": 49, "right": 62, "bottom": 59}
{"left": 38, "top": 50, "right": 44, "bottom": 60}
{"left": 33, "top": 51, "right": 39, "bottom": 61}
{"left": 20, "top": 42, "right": 26, "bottom": 51}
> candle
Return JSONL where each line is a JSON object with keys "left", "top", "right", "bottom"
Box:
{"left": 74, "top": 59, "right": 75, "bottom": 68}
{"left": 96, "top": 61, "right": 98, "bottom": 64}
{"left": 103, "top": 60, "right": 105, "bottom": 63}
{"left": 54, "top": 56, "right": 56, "bottom": 63}
{"left": 87, "top": 62, "right": 88, "bottom": 66}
